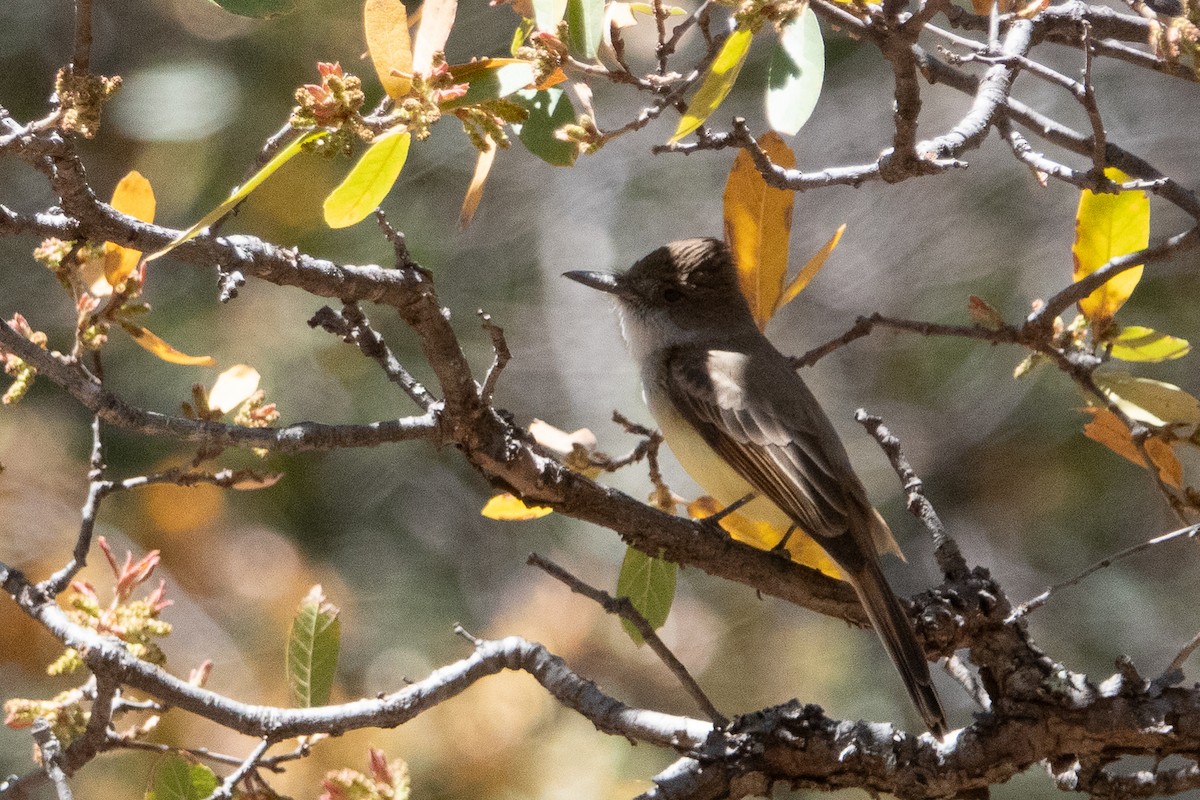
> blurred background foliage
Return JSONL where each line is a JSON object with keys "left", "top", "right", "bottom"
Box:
{"left": 1, "top": 0, "right": 1199, "bottom": 797}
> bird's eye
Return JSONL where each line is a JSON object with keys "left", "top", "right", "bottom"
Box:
{"left": 662, "top": 288, "right": 683, "bottom": 303}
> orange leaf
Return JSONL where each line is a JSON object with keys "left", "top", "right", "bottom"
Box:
{"left": 481, "top": 493, "right": 553, "bottom": 520}
{"left": 412, "top": 0, "right": 458, "bottom": 74}
{"left": 121, "top": 323, "right": 216, "bottom": 367}
{"left": 459, "top": 138, "right": 497, "bottom": 230}
{"left": 687, "top": 496, "right": 842, "bottom": 579}
{"left": 104, "top": 171, "right": 156, "bottom": 287}
{"left": 1081, "top": 407, "right": 1183, "bottom": 488}
{"left": 778, "top": 223, "right": 844, "bottom": 311}
{"left": 365, "top": 0, "right": 414, "bottom": 100}
{"left": 723, "top": 131, "right": 797, "bottom": 330}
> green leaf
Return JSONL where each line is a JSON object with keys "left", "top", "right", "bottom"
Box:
{"left": 533, "top": 0, "right": 568, "bottom": 31}
{"left": 1093, "top": 371, "right": 1200, "bottom": 428}
{"left": 766, "top": 6, "right": 824, "bottom": 135}
{"left": 511, "top": 17, "right": 535, "bottom": 56}
{"left": 145, "top": 756, "right": 219, "bottom": 800}
{"left": 566, "top": 0, "right": 604, "bottom": 60}
{"left": 671, "top": 26, "right": 754, "bottom": 143}
{"left": 287, "top": 585, "right": 341, "bottom": 707}
{"left": 323, "top": 130, "right": 412, "bottom": 228}
{"left": 207, "top": 0, "right": 296, "bottom": 18}
{"left": 1108, "top": 326, "right": 1191, "bottom": 362}
{"left": 616, "top": 546, "right": 676, "bottom": 645}
{"left": 442, "top": 59, "right": 537, "bottom": 109}
{"left": 145, "top": 130, "right": 324, "bottom": 263}
{"left": 510, "top": 88, "right": 578, "bottom": 167}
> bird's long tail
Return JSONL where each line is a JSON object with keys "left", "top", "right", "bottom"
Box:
{"left": 846, "top": 559, "right": 948, "bottom": 739}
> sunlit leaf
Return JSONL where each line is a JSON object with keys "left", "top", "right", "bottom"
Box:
{"left": 628, "top": 2, "right": 686, "bottom": 15}
{"left": 1107, "top": 325, "right": 1191, "bottom": 363}
{"left": 566, "top": 0, "right": 604, "bottom": 60}
{"left": 1081, "top": 407, "right": 1183, "bottom": 488}
{"left": 687, "top": 496, "right": 841, "bottom": 578}
{"left": 510, "top": 87, "right": 578, "bottom": 167}
{"left": 1092, "top": 371, "right": 1200, "bottom": 428}
{"left": 207, "top": 0, "right": 296, "bottom": 18}
{"left": 459, "top": 138, "right": 497, "bottom": 230}
{"left": 442, "top": 59, "right": 537, "bottom": 109}
{"left": 323, "top": 130, "right": 412, "bottom": 228}
{"left": 765, "top": 6, "right": 824, "bottom": 135}
{"left": 615, "top": 546, "right": 676, "bottom": 645}
{"left": 481, "top": 493, "right": 554, "bottom": 520}
{"left": 365, "top": 0, "right": 414, "bottom": 100}
{"left": 511, "top": 17, "right": 535, "bottom": 56}
{"left": 1072, "top": 167, "right": 1150, "bottom": 324}
{"left": 671, "top": 26, "right": 754, "bottom": 143}
{"left": 145, "top": 755, "right": 219, "bottom": 800}
{"left": 104, "top": 171, "right": 156, "bottom": 287}
{"left": 412, "top": 0, "right": 458, "bottom": 74}
{"left": 121, "top": 323, "right": 216, "bottom": 367}
{"left": 287, "top": 585, "right": 341, "bottom": 708}
{"left": 533, "top": 0, "right": 568, "bottom": 31}
{"left": 207, "top": 364, "right": 261, "bottom": 413}
{"left": 145, "top": 131, "right": 324, "bottom": 263}
{"left": 778, "top": 223, "right": 844, "bottom": 312}
{"left": 723, "top": 131, "right": 796, "bottom": 329}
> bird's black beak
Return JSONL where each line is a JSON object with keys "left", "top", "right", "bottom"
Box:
{"left": 563, "top": 270, "right": 622, "bottom": 295}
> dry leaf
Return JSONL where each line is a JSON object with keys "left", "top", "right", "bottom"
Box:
{"left": 459, "top": 137, "right": 496, "bottom": 230}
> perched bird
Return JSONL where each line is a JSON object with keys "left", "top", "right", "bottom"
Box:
{"left": 565, "top": 237, "right": 947, "bottom": 737}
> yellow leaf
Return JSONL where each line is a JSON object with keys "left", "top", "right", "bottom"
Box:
{"left": 481, "top": 493, "right": 554, "bottom": 520}
{"left": 208, "top": 364, "right": 261, "bottom": 413}
{"left": 323, "top": 130, "right": 412, "bottom": 229}
{"left": 121, "top": 323, "right": 216, "bottom": 367}
{"left": 1092, "top": 371, "right": 1200, "bottom": 427}
{"left": 778, "top": 223, "right": 845, "bottom": 313}
{"left": 104, "top": 171, "right": 156, "bottom": 287}
{"left": 723, "top": 131, "right": 796, "bottom": 330}
{"left": 671, "top": 26, "right": 754, "bottom": 143}
{"left": 145, "top": 131, "right": 323, "bottom": 264}
{"left": 412, "top": 0, "right": 458, "bottom": 75}
{"left": 687, "top": 496, "right": 842, "bottom": 579}
{"left": 365, "top": 0, "right": 414, "bottom": 99}
{"left": 1072, "top": 167, "right": 1150, "bottom": 324}
{"left": 459, "top": 138, "right": 496, "bottom": 230}
{"left": 1081, "top": 407, "right": 1182, "bottom": 488}
{"left": 1107, "top": 325, "right": 1191, "bottom": 363}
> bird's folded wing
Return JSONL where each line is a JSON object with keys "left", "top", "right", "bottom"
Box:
{"left": 663, "top": 346, "right": 855, "bottom": 541}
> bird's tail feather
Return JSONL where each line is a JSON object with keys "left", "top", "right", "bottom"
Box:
{"left": 846, "top": 560, "right": 948, "bottom": 739}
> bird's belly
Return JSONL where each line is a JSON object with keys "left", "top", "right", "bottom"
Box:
{"left": 645, "top": 385, "right": 793, "bottom": 535}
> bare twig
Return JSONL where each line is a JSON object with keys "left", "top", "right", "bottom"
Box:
{"left": 30, "top": 720, "right": 73, "bottom": 800}
{"left": 71, "top": 0, "right": 93, "bottom": 74}
{"left": 1007, "top": 523, "right": 1200, "bottom": 622}
{"left": 1079, "top": 24, "right": 1108, "bottom": 172}
{"left": 207, "top": 738, "right": 271, "bottom": 800}
{"left": 308, "top": 303, "right": 437, "bottom": 411}
{"left": 528, "top": 553, "right": 728, "bottom": 726}
{"left": 1164, "top": 630, "right": 1200, "bottom": 678}
{"left": 855, "top": 411, "right": 970, "bottom": 581}
{"left": 478, "top": 311, "right": 510, "bottom": 405}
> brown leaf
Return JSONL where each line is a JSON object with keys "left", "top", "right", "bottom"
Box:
{"left": 1081, "top": 407, "right": 1183, "bottom": 488}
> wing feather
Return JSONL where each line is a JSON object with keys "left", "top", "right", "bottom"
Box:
{"left": 663, "top": 346, "right": 856, "bottom": 542}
